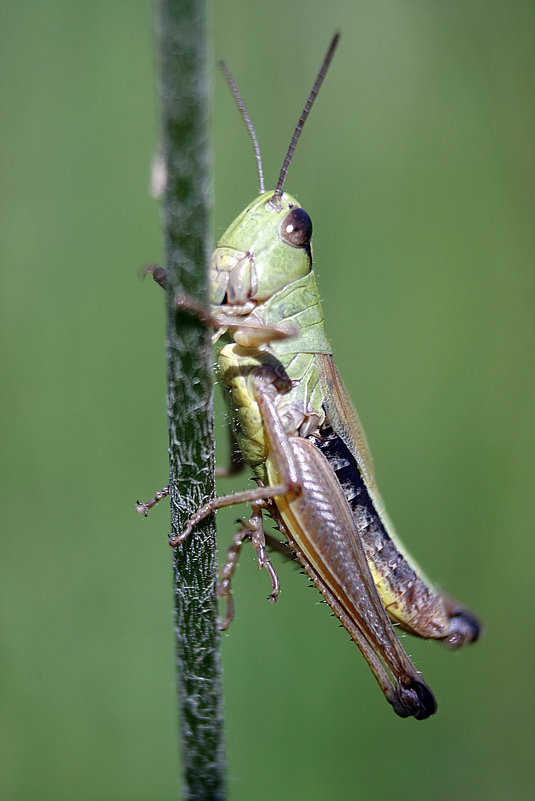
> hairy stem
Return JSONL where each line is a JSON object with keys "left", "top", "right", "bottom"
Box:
{"left": 157, "top": 0, "right": 225, "bottom": 798}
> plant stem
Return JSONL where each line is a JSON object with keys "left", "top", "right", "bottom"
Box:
{"left": 157, "top": 1, "right": 225, "bottom": 798}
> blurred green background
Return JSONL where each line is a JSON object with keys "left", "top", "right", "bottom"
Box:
{"left": 2, "top": 1, "right": 534, "bottom": 799}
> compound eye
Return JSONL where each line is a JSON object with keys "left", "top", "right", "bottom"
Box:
{"left": 279, "top": 208, "right": 312, "bottom": 248}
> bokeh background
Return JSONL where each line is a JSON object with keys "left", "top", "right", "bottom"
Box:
{"left": 2, "top": 1, "right": 534, "bottom": 799}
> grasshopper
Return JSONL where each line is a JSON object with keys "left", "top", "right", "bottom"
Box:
{"left": 139, "top": 33, "right": 480, "bottom": 720}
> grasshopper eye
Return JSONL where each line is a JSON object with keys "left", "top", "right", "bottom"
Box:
{"left": 279, "top": 208, "right": 312, "bottom": 248}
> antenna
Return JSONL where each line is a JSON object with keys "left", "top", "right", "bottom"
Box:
{"left": 219, "top": 60, "right": 265, "bottom": 194}
{"left": 273, "top": 33, "right": 340, "bottom": 199}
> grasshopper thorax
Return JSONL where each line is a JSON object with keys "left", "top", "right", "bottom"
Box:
{"left": 210, "top": 190, "right": 312, "bottom": 308}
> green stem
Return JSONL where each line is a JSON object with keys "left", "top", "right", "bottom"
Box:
{"left": 157, "top": 1, "right": 225, "bottom": 798}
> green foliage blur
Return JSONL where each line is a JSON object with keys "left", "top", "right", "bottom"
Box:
{"left": 2, "top": 1, "right": 534, "bottom": 799}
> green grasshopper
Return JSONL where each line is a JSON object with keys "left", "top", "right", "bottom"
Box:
{"left": 139, "top": 33, "right": 480, "bottom": 720}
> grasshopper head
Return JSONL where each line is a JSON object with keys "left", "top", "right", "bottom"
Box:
{"left": 210, "top": 190, "right": 312, "bottom": 307}
{"left": 213, "top": 34, "right": 339, "bottom": 310}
